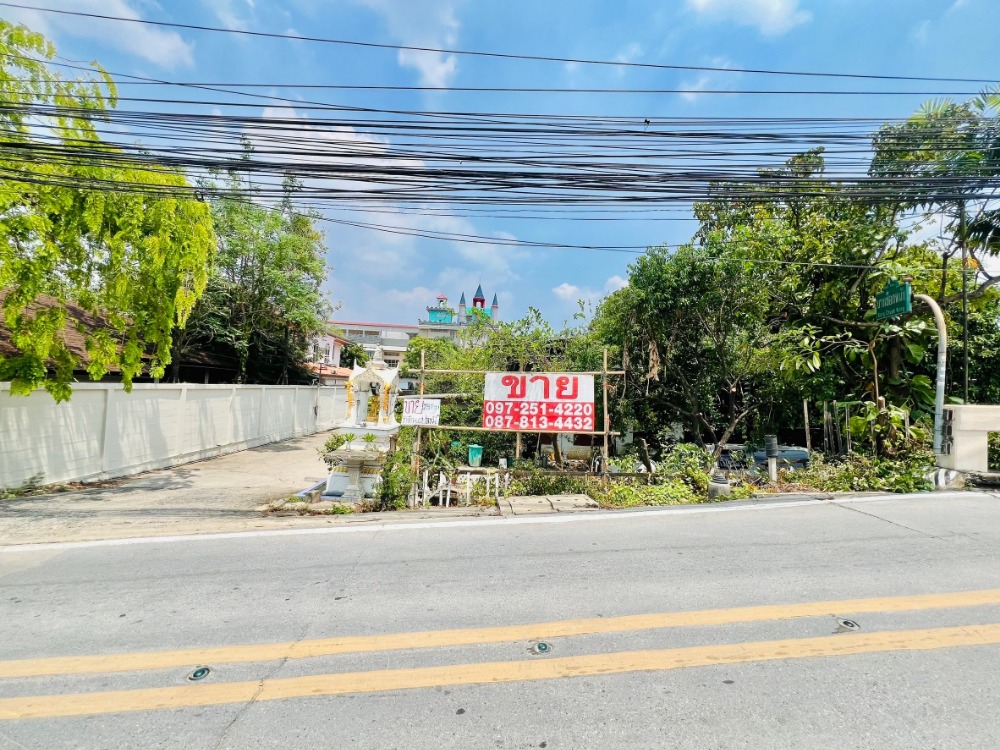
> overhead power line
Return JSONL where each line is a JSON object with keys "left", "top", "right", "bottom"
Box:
{"left": 4, "top": 97, "right": 998, "bottom": 209}
{"left": 2, "top": 2, "right": 999, "bottom": 86}
{"left": 6, "top": 80, "right": 987, "bottom": 97}
{"left": 7, "top": 53, "right": 991, "bottom": 125}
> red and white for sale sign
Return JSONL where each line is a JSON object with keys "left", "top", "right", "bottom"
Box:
{"left": 482, "top": 372, "right": 596, "bottom": 432}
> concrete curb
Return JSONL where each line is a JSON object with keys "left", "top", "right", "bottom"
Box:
{"left": 1, "top": 490, "right": 986, "bottom": 553}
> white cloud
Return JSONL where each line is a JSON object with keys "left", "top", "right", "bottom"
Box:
{"left": 605, "top": 275, "right": 629, "bottom": 291}
{"left": 383, "top": 286, "right": 436, "bottom": 308}
{"left": 355, "top": 0, "right": 463, "bottom": 87}
{"left": 248, "top": 106, "right": 425, "bottom": 195}
{"left": 553, "top": 283, "right": 581, "bottom": 301}
{"left": 614, "top": 43, "right": 644, "bottom": 64}
{"left": 397, "top": 49, "right": 458, "bottom": 89}
{"left": 241, "top": 107, "right": 523, "bottom": 322}
{"left": 948, "top": 0, "right": 969, "bottom": 11}
{"left": 213, "top": 0, "right": 251, "bottom": 31}
{"left": 610, "top": 42, "right": 644, "bottom": 78}
{"left": 911, "top": 19, "right": 931, "bottom": 44}
{"left": 685, "top": 0, "right": 811, "bottom": 36}
{"left": 679, "top": 57, "right": 737, "bottom": 101}
{"left": 4, "top": 0, "right": 194, "bottom": 68}
{"left": 613, "top": 42, "right": 643, "bottom": 64}
{"left": 680, "top": 74, "right": 713, "bottom": 101}
{"left": 553, "top": 276, "right": 627, "bottom": 307}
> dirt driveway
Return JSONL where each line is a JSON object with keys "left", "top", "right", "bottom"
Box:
{"left": 0, "top": 432, "right": 334, "bottom": 546}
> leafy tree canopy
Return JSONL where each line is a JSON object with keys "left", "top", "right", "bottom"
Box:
{"left": 171, "top": 172, "right": 329, "bottom": 384}
{"left": 593, "top": 243, "right": 780, "bottom": 460}
{"left": 339, "top": 341, "right": 368, "bottom": 370}
{"left": 0, "top": 21, "right": 215, "bottom": 400}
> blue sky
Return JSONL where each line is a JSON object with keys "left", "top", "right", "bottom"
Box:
{"left": 4, "top": 0, "right": 998, "bottom": 327}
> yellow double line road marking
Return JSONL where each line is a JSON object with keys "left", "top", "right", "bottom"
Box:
{"left": 5, "top": 589, "right": 1000, "bottom": 680}
{"left": 3, "top": 623, "right": 1000, "bottom": 720}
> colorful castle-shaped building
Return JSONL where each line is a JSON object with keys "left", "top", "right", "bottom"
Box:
{"left": 418, "top": 285, "right": 499, "bottom": 340}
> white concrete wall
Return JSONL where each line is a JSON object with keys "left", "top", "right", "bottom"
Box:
{"left": 937, "top": 404, "right": 1000, "bottom": 473}
{"left": 0, "top": 383, "right": 346, "bottom": 488}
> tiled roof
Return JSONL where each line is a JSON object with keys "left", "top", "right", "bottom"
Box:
{"left": 0, "top": 293, "right": 122, "bottom": 371}
{"left": 306, "top": 363, "right": 352, "bottom": 378}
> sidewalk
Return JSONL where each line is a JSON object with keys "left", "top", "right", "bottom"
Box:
{"left": 5, "top": 439, "right": 992, "bottom": 547}
{"left": 0, "top": 432, "right": 338, "bottom": 546}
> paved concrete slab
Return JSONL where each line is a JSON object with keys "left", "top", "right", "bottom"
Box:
{"left": 0, "top": 432, "right": 336, "bottom": 545}
{"left": 503, "top": 493, "right": 598, "bottom": 516}
{"left": 547, "top": 493, "right": 599, "bottom": 512}
{"left": 504, "top": 495, "right": 554, "bottom": 514}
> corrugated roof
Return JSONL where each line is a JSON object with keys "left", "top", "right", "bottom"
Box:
{"left": 329, "top": 319, "right": 419, "bottom": 329}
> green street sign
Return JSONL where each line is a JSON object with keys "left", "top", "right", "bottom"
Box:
{"left": 875, "top": 279, "right": 912, "bottom": 321}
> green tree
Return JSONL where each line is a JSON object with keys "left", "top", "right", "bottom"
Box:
{"left": 689, "top": 149, "right": 957, "bottom": 419}
{"left": 339, "top": 341, "right": 368, "bottom": 370}
{"left": 593, "top": 244, "right": 779, "bottom": 462}
{"left": 869, "top": 92, "right": 1000, "bottom": 404}
{"left": 404, "top": 310, "right": 604, "bottom": 468}
{"left": 402, "top": 336, "right": 459, "bottom": 375}
{"left": 870, "top": 92, "right": 1000, "bottom": 304}
{"left": 0, "top": 21, "right": 215, "bottom": 400}
{"left": 174, "top": 173, "right": 329, "bottom": 384}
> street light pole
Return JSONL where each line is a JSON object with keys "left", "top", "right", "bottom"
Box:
{"left": 914, "top": 293, "right": 948, "bottom": 455}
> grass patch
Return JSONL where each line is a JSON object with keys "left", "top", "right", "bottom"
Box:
{"left": 0, "top": 474, "right": 45, "bottom": 500}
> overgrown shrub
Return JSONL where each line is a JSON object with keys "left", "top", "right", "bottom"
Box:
{"left": 505, "top": 470, "right": 590, "bottom": 497}
{"left": 378, "top": 436, "right": 414, "bottom": 511}
{"left": 847, "top": 400, "right": 930, "bottom": 458}
{"left": 657, "top": 443, "right": 712, "bottom": 493}
{"left": 320, "top": 433, "right": 350, "bottom": 469}
{"left": 989, "top": 433, "right": 1000, "bottom": 471}
{"left": 596, "top": 479, "right": 701, "bottom": 508}
{"left": 727, "top": 480, "right": 759, "bottom": 500}
{"left": 787, "top": 449, "right": 934, "bottom": 493}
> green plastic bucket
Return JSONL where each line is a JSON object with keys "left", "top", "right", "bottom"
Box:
{"left": 468, "top": 444, "right": 484, "bottom": 467}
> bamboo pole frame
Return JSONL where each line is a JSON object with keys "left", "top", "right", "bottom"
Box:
{"left": 416, "top": 424, "right": 619, "bottom": 436}
{"left": 410, "top": 349, "right": 425, "bottom": 494}
{"left": 409, "top": 348, "right": 622, "bottom": 486}
{"left": 416, "top": 367, "right": 626, "bottom": 376}
{"left": 602, "top": 348, "right": 611, "bottom": 482}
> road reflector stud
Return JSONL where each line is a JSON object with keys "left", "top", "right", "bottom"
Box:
{"left": 835, "top": 619, "right": 860, "bottom": 633}
{"left": 188, "top": 667, "right": 211, "bottom": 681}
{"left": 530, "top": 642, "right": 552, "bottom": 655}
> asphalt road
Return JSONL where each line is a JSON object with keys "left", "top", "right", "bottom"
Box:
{"left": 2, "top": 491, "right": 1000, "bottom": 749}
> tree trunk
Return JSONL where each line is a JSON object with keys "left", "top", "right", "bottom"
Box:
{"left": 551, "top": 435, "right": 563, "bottom": 468}
{"left": 280, "top": 323, "right": 290, "bottom": 385}
{"left": 638, "top": 438, "right": 654, "bottom": 473}
{"left": 888, "top": 337, "right": 901, "bottom": 380}
{"left": 709, "top": 410, "right": 752, "bottom": 468}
